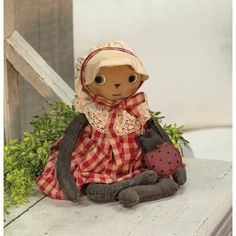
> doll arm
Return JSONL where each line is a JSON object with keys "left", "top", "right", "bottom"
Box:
{"left": 138, "top": 117, "right": 172, "bottom": 153}
{"left": 56, "top": 113, "right": 88, "bottom": 202}
{"left": 146, "top": 117, "right": 173, "bottom": 144}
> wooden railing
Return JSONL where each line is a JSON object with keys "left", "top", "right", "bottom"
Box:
{"left": 4, "top": 0, "right": 75, "bottom": 142}
{"left": 5, "top": 32, "right": 75, "bottom": 104}
{"left": 4, "top": 30, "right": 75, "bottom": 142}
{"left": 4, "top": 31, "right": 75, "bottom": 142}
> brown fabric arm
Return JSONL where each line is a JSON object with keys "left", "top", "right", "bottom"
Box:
{"left": 56, "top": 113, "right": 88, "bottom": 201}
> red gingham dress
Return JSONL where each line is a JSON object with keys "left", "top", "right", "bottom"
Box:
{"left": 36, "top": 93, "right": 150, "bottom": 199}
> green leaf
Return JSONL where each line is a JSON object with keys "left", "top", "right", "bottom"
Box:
{"left": 4, "top": 100, "right": 79, "bottom": 215}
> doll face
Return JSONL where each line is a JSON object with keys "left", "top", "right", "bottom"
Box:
{"left": 87, "top": 65, "right": 142, "bottom": 101}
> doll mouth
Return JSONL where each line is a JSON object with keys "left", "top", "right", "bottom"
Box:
{"left": 113, "top": 94, "right": 122, "bottom": 97}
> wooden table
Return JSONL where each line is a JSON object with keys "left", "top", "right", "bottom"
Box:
{"left": 4, "top": 157, "right": 232, "bottom": 236}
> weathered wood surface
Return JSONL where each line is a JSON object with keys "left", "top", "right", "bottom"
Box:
{"left": 7, "top": 0, "right": 74, "bottom": 136}
{"left": 4, "top": 0, "right": 15, "bottom": 38}
{"left": 4, "top": 157, "right": 232, "bottom": 236}
{"left": 4, "top": 190, "right": 45, "bottom": 227}
{"left": 38, "top": 0, "right": 74, "bottom": 87}
{"left": 13, "top": 0, "right": 49, "bottom": 138}
{"left": 4, "top": 0, "right": 21, "bottom": 141}
{"left": 4, "top": 61, "right": 21, "bottom": 141}
{"left": 5, "top": 31, "right": 75, "bottom": 105}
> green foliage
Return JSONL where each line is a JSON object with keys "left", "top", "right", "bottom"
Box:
{"left": 163, "top": 124, "right": 189, "bottom": 147}
{"left": 151, "top": 111, "right": 189, "bottom": 151}
{"left": 151, "top": 111, "right": 165, "bottom": 123}
{"left": 4, "top": 102, "right": 188, "bottom": 215}
{"left": 4, "top": 102, "right": 79, "bottom": 215}
{"left": 151, "top": 111, "right": 189, "bottom": 143}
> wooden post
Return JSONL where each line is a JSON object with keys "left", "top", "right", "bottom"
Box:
{"left": 5, "top": 31, "right": 75, "bottom": 105}
{"left": 14, "top": 0, "right": 74, "bottom": 134}
{"left": 4, "top": 0, "right": 75, "bottom": 142}
{"left": 4, "top": 0, "right": 22, "bottom": 142}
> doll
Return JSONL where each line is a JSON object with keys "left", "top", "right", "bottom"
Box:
{"left": 36, "top": 41, "right": 186, "bottom": 207}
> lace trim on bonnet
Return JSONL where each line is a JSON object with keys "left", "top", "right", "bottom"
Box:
{"left": 73, "top": 40, "right": 151, "bottom": 135}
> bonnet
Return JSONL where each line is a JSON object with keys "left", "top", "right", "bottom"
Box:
{"left": 74, "top": 40, "right": 149, "bottom": 110}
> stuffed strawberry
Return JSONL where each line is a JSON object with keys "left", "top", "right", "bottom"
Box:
{"left": 138, "top": 121, "right": 186, "bottom": 185}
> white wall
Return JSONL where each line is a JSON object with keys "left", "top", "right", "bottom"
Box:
{"left": 73, "top": 0, "right": 232, "bottom": 130}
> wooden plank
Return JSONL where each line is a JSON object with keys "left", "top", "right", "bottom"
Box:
{"left": 13, "top": 0, "right": 74, "bottom": 135}
{"left": 14, "top": 0, "right": 47, "bottom": 135}
{"left": 14, "top": 0, "right": 40, "bottom": 51}
{"left": 39, "top": 0, "right": 59, "bottom": 73}
{"left": 212, "top": 209, "right": 232, "bottom": 236}
{"left": 4, "top": 61, "right": 21, "bottom": 141}
{"left": 4, "top": 190, "right": 45, "bottom": 227}
{"left": 4, "top": 0, "right": 21, "bottom": 141}
{"left": 38, "top": 0, "right": 74, "bottom": 123}
{"left": 4, "top": 0, "right": 15, "bottom": 38}
{"left": 39, "top": 0, "right": 74, "bottom": 88}
{"left": 4, "top": 158, "right": 232, "bottom": 236}
{"left": 57, "top": 0, "right": 74, "bottom": 88}
{"left": 5, "top": 31, "right": 75, "bottom": 105}
{"left": 18, "top": 78, "right": 50, "bottom": 138}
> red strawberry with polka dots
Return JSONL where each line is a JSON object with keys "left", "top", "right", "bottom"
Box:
{"left": 144, "top": 142, "right": 185, "bottom": 178}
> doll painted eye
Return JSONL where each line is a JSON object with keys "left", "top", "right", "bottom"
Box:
{"left": 95, "top": 74, "right": 106, "bottom": 86}
{"left": 128, "top": 73, "right": 138, "bottom": 84}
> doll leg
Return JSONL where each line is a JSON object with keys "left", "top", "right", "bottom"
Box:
{"left": 118, "top": 178, "right": 178, "bottom": 207}
{"left": 86, "top": 170, "right": 158, "bottom": 202}
{"left": 172, "top": 168, "right": 187, "bottom": 185}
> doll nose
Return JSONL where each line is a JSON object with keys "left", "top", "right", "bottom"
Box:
{"left": 114, "top": 83, "right": 121, "bottom": 88}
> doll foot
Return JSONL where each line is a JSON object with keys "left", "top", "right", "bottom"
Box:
{"left": 63, "top": 186, "right": 81, "bottom": 202}
{"left": 63, "top": 188, "right": 80, "bottom": 202}
{"left": 69, "top": 190, "right": 81, "bottom": 202}
{"left": 172, "top": 168, "right": 187, "bottom": 185}
{"left": 118, "top": 178, "right": 179, "bottom": 208}
{"left": 58, "top": 177, "right": 81, "bottom": 202}
{"left": 86, "top": 170, "right": 158, "bottom": 202}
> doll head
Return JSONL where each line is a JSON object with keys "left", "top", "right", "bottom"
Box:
{"left": 87, "top": 65, "right": 142, "bottom": 101}
{"left": 74, "top": 41, "right": 149, "bottom": 106}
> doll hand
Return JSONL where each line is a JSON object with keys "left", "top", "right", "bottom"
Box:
{"left": 138, "top": 128, "right": 163, "bottom": 153}
{"left": 172, "top": 167, "right": 187, "bottom": 185}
